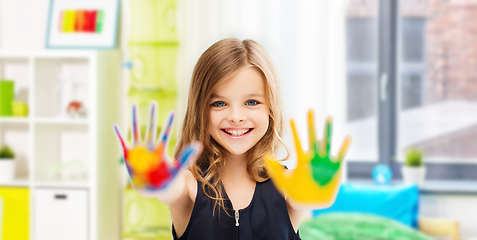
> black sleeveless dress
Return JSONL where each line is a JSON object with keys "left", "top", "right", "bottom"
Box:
{"left": 173, "top": 179, "right": 301, "bottom": 240}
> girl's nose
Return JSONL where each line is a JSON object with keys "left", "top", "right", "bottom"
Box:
{"left": 229, "top": 117, "right": 244, "bottom": 123}
{"left": 228, "top": 108, "right": 245, "bottom": 123}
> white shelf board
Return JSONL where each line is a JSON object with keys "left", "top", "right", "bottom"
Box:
{"left": 34, "top": 180, "right": 89, "bottom": 189}
{"left": 0, "top": 117, "right": 30, "bottom": 123}
{"left": 34, "top": 117, "right": 89, "bottom": 125}
{"left": 0, "top": 178, "right": 29, "bottom": 187}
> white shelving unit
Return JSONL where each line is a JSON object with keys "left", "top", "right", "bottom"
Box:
{"left": 0, "top": 50, "right": 122, "bottom": 240}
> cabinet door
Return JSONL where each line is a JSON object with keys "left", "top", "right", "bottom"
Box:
{"left": 34, "top": 189, "right": 88, "bottom": 240}
{"left": 0, "top": 187, "right": 29, "bottom": 240}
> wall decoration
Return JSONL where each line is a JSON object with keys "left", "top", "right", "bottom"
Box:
{"left": 46, "top": 0, "right": 120, "bottom": 49}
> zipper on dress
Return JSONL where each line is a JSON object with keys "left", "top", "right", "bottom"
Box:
{"left": 235, "top": 210, "right": 240, "bottom": 227}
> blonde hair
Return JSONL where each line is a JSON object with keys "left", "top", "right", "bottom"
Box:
{"left": 175, "top": 38, "right": 288, "bottom": 214}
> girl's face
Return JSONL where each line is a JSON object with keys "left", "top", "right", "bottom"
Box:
{"left": 208, "top": 66, "right": 269, "bottom": 158}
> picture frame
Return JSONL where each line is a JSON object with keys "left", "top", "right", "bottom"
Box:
{"left": 45, "top": 0, "right": 120, "bottom": 49}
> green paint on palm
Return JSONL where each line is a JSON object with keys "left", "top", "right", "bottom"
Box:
{"left": 310, "top": 119, "right": 341, "bottom": 186}
{"left": 310, "top": 151, "right": 341, "bottom": 186}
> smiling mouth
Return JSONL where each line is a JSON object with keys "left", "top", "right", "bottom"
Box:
{"left": 221, "top": 128, "right": 253, "bottom": 137}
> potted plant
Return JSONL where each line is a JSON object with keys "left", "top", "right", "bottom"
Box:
{"left": 0, "top": 144, "right": 16, "bottom": 182}
{"left": 401, "top": 148, "right": 426, "bottom": 186}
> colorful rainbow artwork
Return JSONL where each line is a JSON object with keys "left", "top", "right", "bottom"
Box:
{"left": 59, "top": 10, "right": 104, "bottom": 33}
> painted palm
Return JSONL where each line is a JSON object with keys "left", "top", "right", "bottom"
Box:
{"left": 264, "top": 110, "right": 351, "bottom": 206}
{"left": 113, "top": 102, "right": 201, "bottom": 191}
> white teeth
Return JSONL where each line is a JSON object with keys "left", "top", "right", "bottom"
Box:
{"left": 224, "top": 128, "right": 250, "bottom": 136}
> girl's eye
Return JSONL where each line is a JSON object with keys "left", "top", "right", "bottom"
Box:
{"left": 211, "top": 101, "right": 226, "bottom": 107}
{"left": 245, "top": 100, "right": 260, "bottom": 106}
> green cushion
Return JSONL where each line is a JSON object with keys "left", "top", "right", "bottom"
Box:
{"left": 299, "top": 213, "right": 434, "bottom": 240}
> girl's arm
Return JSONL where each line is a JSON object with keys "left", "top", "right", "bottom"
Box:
{"left": 167, "top": 170, "right": 198, "bottom": 237}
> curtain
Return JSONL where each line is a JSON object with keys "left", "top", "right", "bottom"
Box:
{"left": 177, "top": 0, "right": 347, "bottom": 170}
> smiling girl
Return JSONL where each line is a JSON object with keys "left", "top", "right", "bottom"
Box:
{"left": 115, "top": 38, "right": 348, "bottom": 240}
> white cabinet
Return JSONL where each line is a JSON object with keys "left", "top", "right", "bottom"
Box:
{"left": 34, "top": 189, "right": 88, "bottom": 240}
{"left": 0, "top": 50, "right": 122, "bottom": 240}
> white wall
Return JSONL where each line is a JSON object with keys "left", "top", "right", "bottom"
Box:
{"left": 0, "top": 0, "right": 50, "bottom": 49}
{"left": 1, "top": 0, "right": 477, "bottom": 238}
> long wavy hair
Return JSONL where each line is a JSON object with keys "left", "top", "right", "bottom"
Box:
{"left": 174, "top": 38, "right": 288, "bottom": 214}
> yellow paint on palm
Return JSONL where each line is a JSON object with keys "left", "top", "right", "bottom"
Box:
{"left": 131, "top": 174, "right": 147, "bottom": 188}
{"left": 264, "top": 154, "right": 341, "bottom": 205}
{"left": 128, "top": 147, "right": 159, "bottom": 174}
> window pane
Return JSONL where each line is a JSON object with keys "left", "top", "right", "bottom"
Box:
{"left": 345, "top": 0, "right": 379, "bottom": 161}
{"left": 398, "top": 0, "right": 477, "bottom": 163}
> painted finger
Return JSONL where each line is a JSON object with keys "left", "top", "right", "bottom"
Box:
{"left": 263, "top": 154, "right": 288, "bottom": 188}
{"left": 131, "top": 104, "right": 142, "bottom": 146}
{"left": 307, "top": 109, "right": 319, "bottom": 154}
{"left": 158, "top": 111, "right": 175, "bottom": 147}
{"left": 290, "top": 119, "right": 306, "bottom": 165}
{"left": 336, "top": 135, "right": 352, "bottom": 162}
{"left": 145, "top": 102, "right": 157, "bottom": 151}
{"left": 321, "top": 116, "right": 332, "bottom": 156}
{"left": 173, "top": 141, "right": 203, "bottom": 171}
{"left": 113, "top": 124, "right": 129, "bottom": 159}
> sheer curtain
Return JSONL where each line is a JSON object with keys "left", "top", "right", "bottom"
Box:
{"left": 177, "top": 0, "right": 347, "bottom": 168}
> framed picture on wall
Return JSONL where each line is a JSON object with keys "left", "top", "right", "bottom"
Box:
{"left": 45, "top": 0, "right": 120, "bottom": 49}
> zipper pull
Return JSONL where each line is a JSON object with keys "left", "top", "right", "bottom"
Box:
{"left": 235, "top": 210, "right": 240, "bottom": 227}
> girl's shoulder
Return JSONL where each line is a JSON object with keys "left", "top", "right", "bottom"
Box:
{"left": 184, "top": 170, "right": 198, "bottom": 203}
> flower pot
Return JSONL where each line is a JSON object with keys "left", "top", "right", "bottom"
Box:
{"left": 0, "top": 159, "right": 16, "bottom": 182}
{"left": 401, "top": 166, "right": 426, "bottom": 186}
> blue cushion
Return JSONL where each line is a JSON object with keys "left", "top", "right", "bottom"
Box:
{"left": 312, "top": 183, "right": 419, "bottom": 228}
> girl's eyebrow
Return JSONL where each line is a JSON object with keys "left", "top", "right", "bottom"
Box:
{"left": 211, "top": 93, "right": 264, "bottom": 99}
{"left": 246, "top": 93, "right": 265, "bottom": 98}
{"left": 210, "top": 94, "right": 222, "bottom": 99}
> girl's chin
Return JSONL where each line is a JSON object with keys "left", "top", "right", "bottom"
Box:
{"left": 224, "top": 146, "right": 254, "bottom": 157}
{"left": 225, "top": 149, "right": 249, "bottom": 156}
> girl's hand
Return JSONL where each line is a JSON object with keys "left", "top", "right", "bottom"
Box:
{"left": 113, "top": 103, "right": 202, "bottom": 194}
{"left": 264, "top": 109, "right": 351, "bottom": 207}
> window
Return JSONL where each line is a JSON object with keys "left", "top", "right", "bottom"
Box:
{"left": 345, "top": 0, "right": 477, "bottom": 181}
{"left": 344, "top": 1, "right": 379, "bottom": 162}
{"left": 400, "top": 18, "right": 425, "bottom": 110}
{"left": 346, "top": 18, "right": 378, "bottom": 121}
